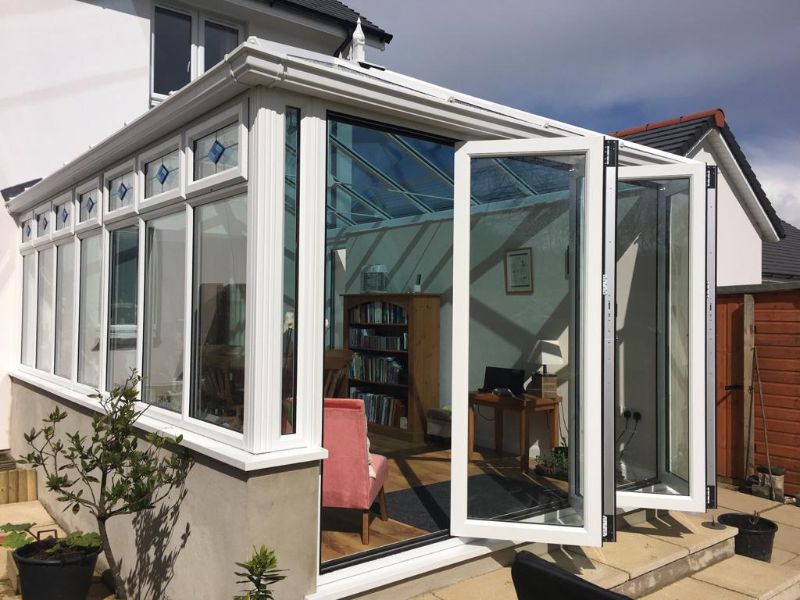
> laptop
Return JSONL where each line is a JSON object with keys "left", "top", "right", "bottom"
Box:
{"left": 479, "top": 366, "right": 526, "bottom": 396}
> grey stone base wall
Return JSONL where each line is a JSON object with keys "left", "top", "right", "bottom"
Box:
{"left": 10, "top": 379, "right": 320, "bottom": 600}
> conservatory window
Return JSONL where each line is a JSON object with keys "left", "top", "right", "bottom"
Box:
{"left": 36, "top": 247, "right": 55, "bottom": 372}
{"left": 36, "top": 211, "right": 50, "bottom": 237}
{"left": 108, "top": 171, "right": 135, "bottom": 213}
{"left": 78, "top": 189, "right": 99, "bottom": 223}
{"left": 55, "top": 201, "right": 72, "bottom": 231}
{"left": 78, "top": 235, "right": 102, "bottom": 387}
{"left": 22, "top": 219, "right": 35, "bottom": 243}
{"left": 144, "top": 149, "right": 180, "bottom": 199}
{"left": 193, "top": 122, "right": 239, "bottom": 180}
{"left": 142, "top": 212, "right": 186, "bottom": 411}
{"left": 282, "top": 107, "right": 300, "bottom": 435}
{"left": 107, "top": 226, "right": 139, "bottom": 390}
{"left": 55, "top": 242, "right": 76, "bottom": 379}
{"left": 190, "top": 194, "right": 247, "bottom": 432}
{"left": 21, "top": 254, "right": 36, "bottom": 367}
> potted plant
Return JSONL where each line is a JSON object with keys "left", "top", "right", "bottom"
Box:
{"left": 19, "top": 371, "right": 193, "bottom": 600}
{"left": 534, "top": 449, "right": 569, "bottom": 480}
{"left": 234, "top": 545, "right": 286, "bottom": 600}
{"left": 2, "top": 523, "right": 102, "bottom": 600}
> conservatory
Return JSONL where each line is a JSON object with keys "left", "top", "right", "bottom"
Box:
{"left": 7, "top": 37, "right": 716, "bottom": 599}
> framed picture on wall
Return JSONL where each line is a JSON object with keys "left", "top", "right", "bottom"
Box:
{"left": 505, "top": 247, "right": 534, "bottom": 294}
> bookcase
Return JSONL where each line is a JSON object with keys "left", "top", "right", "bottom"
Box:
{"left": 343, "top": 293, "right": 440, "bottom": 442}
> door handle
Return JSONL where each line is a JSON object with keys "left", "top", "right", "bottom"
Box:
{"left": 724, "top": 384, "right": 743, "bottom": 391}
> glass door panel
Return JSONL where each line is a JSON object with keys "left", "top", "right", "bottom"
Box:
{"left": 451, "top": 137, "right": 605, "bottom": 546}
{"left": 616, "top": 163, "right": 706, "bottom": 512}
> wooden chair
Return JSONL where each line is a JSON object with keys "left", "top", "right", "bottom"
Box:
{"left": 323, "top": 349, "right": 352, "bottom": 398}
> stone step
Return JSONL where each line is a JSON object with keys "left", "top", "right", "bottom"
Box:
{"left": 644, "top": 554, "right": 800, "bottom": 600}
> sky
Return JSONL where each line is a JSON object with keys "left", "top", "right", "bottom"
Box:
{"left": 347, "top": 0, "right": 800, "bottom": 228}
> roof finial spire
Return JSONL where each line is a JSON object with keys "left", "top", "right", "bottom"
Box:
{"left": 350, "top": 17, "right": 366, "bottom": 63}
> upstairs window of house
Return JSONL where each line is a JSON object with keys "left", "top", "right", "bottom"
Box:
{"left": 153, "top": 7, "right": 192, "bottom": 96}
{"left": 152, "top": 6, "right": 241, "bottom": 98}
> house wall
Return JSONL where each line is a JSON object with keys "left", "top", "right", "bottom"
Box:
{"left": 689, "top": 142, "right": 762, "bottom": 287}
{"left": 9, "top": 379, "right": 321, "bottom": 600}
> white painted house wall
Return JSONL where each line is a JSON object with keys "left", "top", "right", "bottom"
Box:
{"left": 689, "top": 141, "right": 763, "bottom": 287}
{"left": 0, "top": 0, "right": 380, "bottom": 450}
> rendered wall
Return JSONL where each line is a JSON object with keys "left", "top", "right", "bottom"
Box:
{"left": 9, "top": 380, "right": 321, "bottom": 600}
{"left": 690, "top": 143, "right": 762, "bottom": 287}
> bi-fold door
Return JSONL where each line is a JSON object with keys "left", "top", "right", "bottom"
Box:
{"left": 448, "top": 137, "right": 713, "bottom": 547}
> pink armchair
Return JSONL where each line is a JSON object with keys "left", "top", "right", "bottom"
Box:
{"left": 322, "top": 398, "right": 389, "bottom": 544}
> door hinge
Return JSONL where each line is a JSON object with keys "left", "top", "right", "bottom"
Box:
{"left": 602, "top": 273, "right": 609, "bottom": 296}
{"left": 706, "top": 165, "right": 718, "bottom": 190}
{"left": 604, "top": 139, "right": 619, "bottom": 168}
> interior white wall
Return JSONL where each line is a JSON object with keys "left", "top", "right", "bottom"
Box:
{"left": 690, "top": 142, "right": 762, "bottom": 287}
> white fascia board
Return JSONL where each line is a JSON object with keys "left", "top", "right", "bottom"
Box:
{"left": 11, "top": 370, "right": 327, "bottom": 471}
{"left": 688, "top": 130, "right": 780, "bottom": 243}
{"left": 9, "top": 37, "right": 692, "bottom": 216}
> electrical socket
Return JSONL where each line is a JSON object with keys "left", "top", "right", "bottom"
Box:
{"left": 623, "top": 409, "right": 632, "bottom": 419}
{"left": 633, "top": 411, "right": 642, "bottom": 422}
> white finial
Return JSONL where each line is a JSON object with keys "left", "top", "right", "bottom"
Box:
{"left": 350, "top": 17, "right": 366, "bottom": 63}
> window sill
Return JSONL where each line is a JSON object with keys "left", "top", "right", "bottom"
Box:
{"left": 10, "top": 369, "right": 327, "bottom": 472}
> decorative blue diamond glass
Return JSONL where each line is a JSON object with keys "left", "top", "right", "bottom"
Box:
{"left": 156, "top": 164, "right": 170, "bottom": 185}
{"left": 42, "top": 217, "right": 48, "bottom": 231}
{"left": 117, "top": 183, "right": 128, "bottom": 202}
{"left": 61, "top": 207, "right": 69, "bottom": 223}
{"left": 208, "top": 140, "right": 226, "bottom": 164}
{"left": 25, "top": 224, "right": 31, "bottom": 238}
{"left": 86, "top": 196, "right": 95, "bottom": 214}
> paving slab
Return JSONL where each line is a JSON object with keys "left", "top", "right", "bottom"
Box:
{"left": 543, "top": 546, "right": 629, "bottom": 589}
{"left": 640, "top": 576, "right": 751, "bottom": 600}
{"left": 0, "top": 501, "right": 57, "bottom": 529}
{"left": 583, "top": 530, "right": 688, "bottom": 579}
{"left": 773, "top": 522, "right": 800, "bottom": 556}
{"left": 718, "top": 487, "right": 782, "bottom": 515}
{"left": 784, "top": 554, "right": 800, "bottom": 572}
{"left": 693, "top": 554, "right": 800, "bottom": 599}
{"left": 762, "top": 504, "right": 800, "bottom": 529}
{"left": 622, "top": 510, "right": 737, "bottom": 554}
{"left": 423, "top": 568, "right": 516, "bottom": 600}
{"left": 770, "top": 547, "right": 798, "bottom": 566}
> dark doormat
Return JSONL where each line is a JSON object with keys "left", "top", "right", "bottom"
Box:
{"left": 374, "top": 474, "right": 566, "bottom": 533}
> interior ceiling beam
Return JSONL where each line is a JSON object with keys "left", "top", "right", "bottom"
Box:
{"left": 329, "top": 177, "right": 393, "bottom": 220}
{"left": 329, "top": 134, "right": 433, "bottom": 214}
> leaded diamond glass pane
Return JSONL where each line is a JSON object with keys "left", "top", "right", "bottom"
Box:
{"left": 193, "top": 122, "right": 238, "bottom": 181}
{"left": 144, "top": 149, "right": 180, "bottom": 198}
{"left": 109, "top": 172, "right": 135, "bottom": 211}
{"left": 56, "top": 203, "right": 71, "bottom": 231}
{"left": 37, "top": 213, "right": 49, "bottom": 236}
{"left": 78, "top": 192, "right": 97, "bottom": 222}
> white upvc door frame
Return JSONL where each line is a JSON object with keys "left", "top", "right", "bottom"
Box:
{"left": 616, "top": 162, "right": 707, "bottom": 513}
{"left": 450, "top": 136, "right": 605, "bottom": 547}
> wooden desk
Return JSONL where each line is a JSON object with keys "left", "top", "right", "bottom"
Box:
{"left": 468, "top": 391, "right": 563, "bottom": 473}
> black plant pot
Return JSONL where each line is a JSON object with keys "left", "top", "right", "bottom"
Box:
{"left": 717, "top": 512, "right": 778, "bottom": 562}
{"left": 13, "top": 539, "right": 101, "bottom": 600}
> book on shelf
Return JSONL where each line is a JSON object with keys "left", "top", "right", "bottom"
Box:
{"left": 349, "top": 352, "right": 406, "bottom": 385}
{"left": 350, "top": 387, "right": 408, "bottom": 428}
{"left": 349, "top": 301, "right": 408, "bottom": 325}
{"left": 348, "top": 328, "right": 408, "bottom": 351}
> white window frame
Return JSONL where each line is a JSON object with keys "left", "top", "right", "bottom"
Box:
{"left": 34, "top": 244, "right": 57, "bottom": 375}
{"left": 52, "top": 236, "right": 78, "bottom": 382}
{"left": 103, "top": 160, "right": 138, "bottom": 223}
{"left": 185, "top": 100, "right": 248, "bottom": 197}
{"left": 150, "top": 4, "right": 243, "bottom": 105}
{"left": 75, "top": 177, "right": 103, "bottom": 231}
{"left": 73, "top": 227, "right": 107, "bottom": 396}
{"left": 449, "top": 136, "right": 605, "bottom": 547}
{"left": 52, "top": 191, "right": 74, "bottom": 239}
{"left": 138, "top": 134, "right": 185, "bottom": 212}
{"left": 615, "top": 162, "right": 707, "bottom": 513}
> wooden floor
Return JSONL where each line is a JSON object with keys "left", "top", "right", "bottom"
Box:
{"left": 320, "top": 437, "right": 567, "bottom": 563}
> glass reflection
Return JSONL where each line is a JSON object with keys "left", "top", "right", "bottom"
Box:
{"left": 107, "top": 227, "right": 139, "bottom": 389}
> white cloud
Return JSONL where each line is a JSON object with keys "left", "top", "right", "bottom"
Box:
{"left": 747, "top": 138, "right": 800, "bottom": 229}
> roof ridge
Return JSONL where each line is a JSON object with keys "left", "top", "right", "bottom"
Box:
{"left": 612, "top": 108, "right": 725, "bottom": 138}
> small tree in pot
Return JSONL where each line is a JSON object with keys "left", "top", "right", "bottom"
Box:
{"left": 20, "top": 371, "right": 193, "bottom": 600}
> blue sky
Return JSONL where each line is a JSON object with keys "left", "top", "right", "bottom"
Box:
{"left": 348, "top": 0, "right": 800, "bottom": 227}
